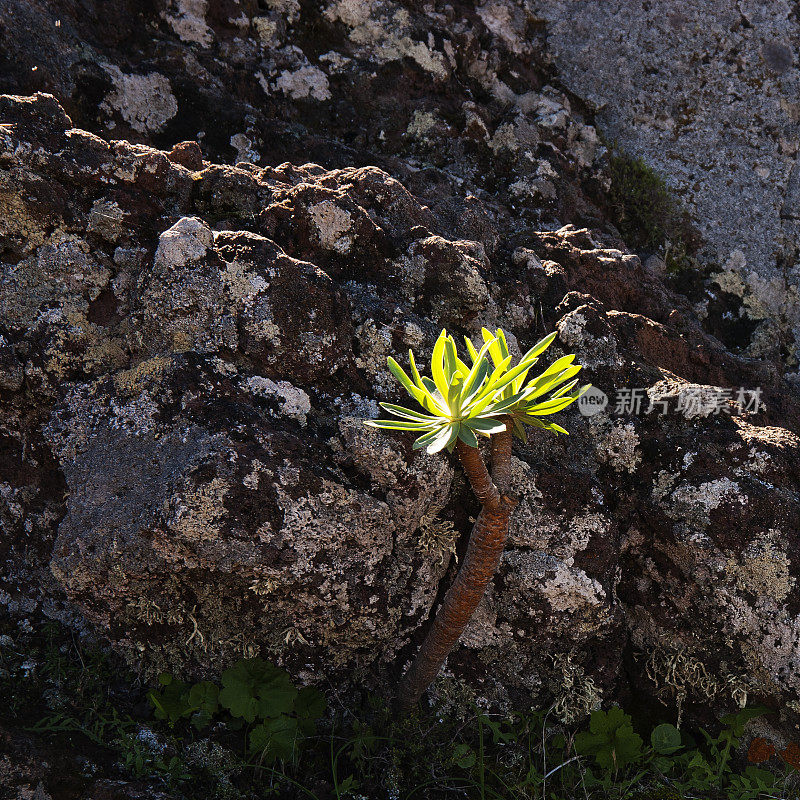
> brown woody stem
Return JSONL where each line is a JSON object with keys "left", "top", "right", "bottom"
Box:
{"left": 396, "top": 428, "right": 518, "bottom": 714}
{"left": 456, "top": 438, "right": 501, "bottom": 509}
{"left": 490, "top": 416, "right": 513, "bottom": 495}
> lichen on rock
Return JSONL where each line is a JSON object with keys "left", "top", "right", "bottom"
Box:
{"left": 2, "top": 0, "right": 800, "bottom": 741}
{"left": 100, "top": 66, "right": 179, "bottom": 134}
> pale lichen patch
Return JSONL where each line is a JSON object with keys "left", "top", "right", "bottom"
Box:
{"left": 112, "top": 355, "right": 173, "bottom": 397}
{"left": 229, "top": 133, "right": 260, "bottom": 164}
{"left": 460, "top": 592, "right": 513, "bottom": 649}
{"left": 335, "top": 415, "right": 407, "bottom": 487}
{"left": 252, "top": 17, "right": 279, "bottom": 46}
{"left": 551, "top": 653, "right": 602, "bottom": 724}
{"left": 489, "top": 122, "right": 522, "bottom": 153}
{"left": 308, "top": 200, "right": 353, "bottom": 251}
{"left": 539, "top": 563, "right": 606, "bottom": 613}
{"left": 162, "top": 0, "right": 213, "bottom": 46}
{"left": 154, "top": 217, "right": 213, "bottom": 268}
{"left": 735, "top": 446, "right": 773, "bottom": 477}
{"left": 406, "top": 110, "right": 439, "bottom": 140}
{"left": 275, "top": 66, "right": 332, "bottom": 101}
{"left": 325, "top": 0, "right": 449, "bottom": 80}
{"left": 651, "top": 470, "right": 678, "bottom": 502}
{"left": 87, "top": 198, "right": 126, "bottom": 242}
{"left": 100, "top": 66, "right": 178, "bottom": 133}
{"left": 726, "top": 531, "right": 795, "bottom": 602}
{"left": 166, "top": 477, "right": 231, "bottom": 545}
{"left": 353, "top": 318, "right": 393, "bottom": 387}
{"left": 417, "top": 511, "right": 458, "bottom": 566}
{"left": 476, "top": 0, "right": 527, "bottom": 55}
{"left": 557, "top": 308, "right": 622, "bottom": 368}
{"left": 666, "top": 477, "right": 743, "bottom": 527}
{"left": 264, "top": 0, "right": 301, "bottom": 21}
{"left": 592, "top": 419, "right": 642, "bottom": 473}
{"left": 221, "top": 258, "right": 269, "bottom": 306}
{"left": 243, "top": 375, "right": 312, "bottom": 424}
{"left": 644, "top": 644, "right": 750, "bottom": 725}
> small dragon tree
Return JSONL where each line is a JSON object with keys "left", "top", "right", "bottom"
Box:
{"left": 365, "top": 327, "right": 589, "bottom": 713}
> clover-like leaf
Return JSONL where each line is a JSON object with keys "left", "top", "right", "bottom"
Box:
{"left": 255, "top": 675, "right": 298, "bottom": 720}
{"left": 576, "top": 708, "right": 643, "bottom": 771}
{"left": 219, "top": 658, "right": 292, "bottom": 723}
{"left": 651, "top": 723, "right": 682, "bottom": 755}
{"left": 188, "top": 681, "right": 220, "bottom": 718}
{"left": 295, "top": 686, "right": 327, "bottom": 736}
{"left": 249, "top": 716, "right": 300, "bottom": 761}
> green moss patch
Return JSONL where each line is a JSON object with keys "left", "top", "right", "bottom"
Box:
{"left": 607, "top": 145, "right": 698, "bottom": 272}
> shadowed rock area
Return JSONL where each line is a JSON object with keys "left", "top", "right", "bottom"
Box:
{"left": 532, "top": 0, "right": 800, "bottom": 366}
{"left": 2, "top": 3, "right": 800, "bottom": 794}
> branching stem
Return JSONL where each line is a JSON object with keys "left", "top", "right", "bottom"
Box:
{"left": 456, "top": 438, "right": 501, "bottom": 509}
{"left": 490, "top": 416, "right": 513, "bottom": 495}
{"left": 397, "top": 419, "right": 518, "bottom": 713}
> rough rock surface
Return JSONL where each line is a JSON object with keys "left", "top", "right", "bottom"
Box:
{"left": 533, "top": 0, "right": 800, "bottom": 366}
{"left": 2, "top": 0, "right": 800, "bottom": 753}
{"left": 3, "top": 90, "right": 800, "bottom": 740}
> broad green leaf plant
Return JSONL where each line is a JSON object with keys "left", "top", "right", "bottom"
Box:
{"left": 365, "top": 327, "right": 589, "bottom": 712}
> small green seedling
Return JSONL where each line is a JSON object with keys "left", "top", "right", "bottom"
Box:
{"left": 365, "top": 327, "right": 589, "bottom": 711}
{"left": 149, "top": 657, "right": 326, "bottom": 763}
{"left": 574, "top": 707, "right": 644, "bottom": 773}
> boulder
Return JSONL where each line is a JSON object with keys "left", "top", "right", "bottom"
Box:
{"left": 2, "top": 91, "right": 800, "bottom": 736}
{"left": 1, "top": 0, "right": 800, "bottom": 740}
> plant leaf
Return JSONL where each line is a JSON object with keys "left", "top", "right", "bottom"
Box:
{"left": 651, "top": 723, "right": 682, "bottom": 755}
{"left": 465, "top": 418, "right": 508, "bottom": 435}
{"left": 427, "top": 423, "right": 459, "bottom": 454}
{"left": 457, "top": 424, "right": 478, "bottom": 447}
{"left": 408, "top": 350, "right": 452, "bottom": 414}
{"left": 527, "top": 330, "right": 557, "bottom": 360}
{"left": 524, "top": 395, "right": 581, "bottom": 415}
{"left": 365, "top": 419, "right": 436, "bottom": 431}
{"left": 430, "top": 331, "right": 451, "bottom": 400}
{"left": 459, "top": 337, "right": 497, "bottom": 409}
{"left": 413, "top": 424, "right": 448, "bottom": 450}
{"left": 477, "top": 387, "right": 534, "bottom": 416}
{"left": 443, "top": 335, "right": 459, "bottom": 381}
{"left": 387, "top": 357, "right": 426, "bottom": 406}
{"left": 467, "top": 355, "right": 513, "bottom": 409}
{"left": 446, "top": 375, "right": 464, "bottom": 414}
{"left": 420, "top": 377, "right": 449, "bottom": 415}
{"left": 518, "top": 416, "right": 569, "bottom": 435}
{"left": 495, "top": 328, "right": 510, "bottom": 360}
{"left": 524, "top": 364, "right": 582, "bottom": 402}
{"left": 464, "top": 336, "right": 480, "bottom": 363}
{"left": 449, "top": 334, "right": 471, "bottom": 377}
{"left": 524, "top": 354, "right": 576, "bottom": 388}
{"left": 408, "top": 350, "right": 426, "bottom": 390}
{"left": 482, "top": 327, "right": 505, "bottom": 366}
{"left": 508, "top": 332, "right": 558, "bottom": 394}
{"left": 460, "top": 356, "right": 490, "bottom": 411}
{"left": 378, "top": 402, "right": 440, "bottom": 422}
{"left": 485, "top": 350, "right": 544, "bottom": 398}
{"left": 548, "top": 379, "right": 579, "bottom": 400}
